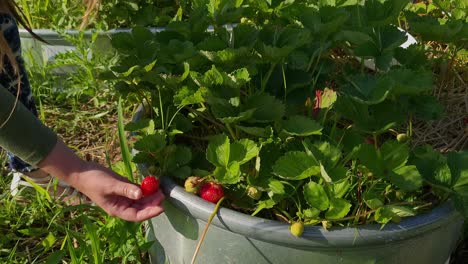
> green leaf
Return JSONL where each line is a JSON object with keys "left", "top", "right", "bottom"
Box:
{"left": 453, "top": 194, "right": 468, "bottom": 217}
{"left": 111, "top": 32, "right": 135, "bottom": 53}
{"left": 165, "top": 146, "right": 192, "bottom": 169}
{"left": 237, "top": 125, "right": 274, "bottom": 138}
{"left": 320, "top": 163, "right": 332, "bottom": 183}
{"left": 174, "top": 86, "right": 208, "bottom": 106}
{"left": 386, "top": 205, "right": 416, "bottom": 217}
{"left": 358, "top": 144, "right": 383, "bottom": 173}
{"left": 134, "top": 134, "right": 167, "bottom": 153}
{"left": 388, "top": 69, "right": 433, "bottom": 95}
{"left": 229, "top": 68, "right": 251, "bottom": 88}
{"left": 303, "top": 181, "right": 330, "bottom": 211}
{"left": 393, "top": 45, "right": 429, "bottom": 69}
{"left": 363, "top": 0, "right": 410, "bottom": 26}
{"left": 45, "top": 250, "right": 65, "bottom": 264}
{"left": 407, "top": 95, "right": 444, "bottom": 121}
{"left": 200, "top": 47, "right": 252, "bottom": 65}
{"left": 214, "top": 162, "right": 241, "bottom": 184}
{"left": 204, "top": 65, "right": 225, "bottom": 86}
{"left": 41, "top": 232, "right": 57, "bottom": 250}
{"left": 282, "top": 115, "right": 323, "bottom": 136}
{"left": 233, "top": 23, "right": 259, "bottom": 48}
{"left": 339, "top": 98, "right": 404, "bottom": 134}
{"left": 219, "top": 109, "right": 257, "bottom": 124}
{"left": 244, "top": 93, "right": 285, "bottom": 123}
{"left": 252, "top": 199, "right": 277, "bottom": 216}
{"left": 364, "top": 196, "right": 384, "bottom": 210}
{"left": 210, "top": 98, "right": 256, "bottom": 124}
{"left": 207, "top": 134, "right": 230, "bottom": 167}
{"left": 329, "top": 165, "right": 348, "bottom": 182}
{"left": 411, "top": 145, "right": 452, "bottom": 188}
{"left": 304, "top": 140, "right": 342, "bottom": 169}
{"left": 132, "top": 152, "right": 155, "bottom": 164}
{"left": 125, "top": 118, "right": 154, "bottom": 132}
{"left": 342, "top": 74, "right": 394, "bottom": 105}
{"left": 391, "top": 165, "right": 423, "bottom": 191}
{"left": 273, "top": 151, "right": 320, "bottom": 180}
{"left": 302, "top": 207, "right": 321, "bottom": 219}
{"left": 334, "top": 30, "right": 373, "bottom": 45}
{"left": 332, "top": 178, "right": 351, "bottom": 198}
{"left": 230, "top": 139, "right": 259, "bottom": 165}
{"left": 171, "top": 166, "right": 192, "bottom": 179}
{"left": 325, "top": 198, "right": 351, "bottom": 220}
{"left": 299, "top": 6, "right": 349, "bottom": 38}
{"left": 258, "top": 26, "right": 311, "bottom": 62}
{"left": 268, "top": 179, "right": 285, "bottom": 195}
{"left": 381, "top": 140, "right": 409, "bottom": 170}
{"left": 406, "top": 13, "right": 466, "bottom": 43}
{"left": 448, "top": 151, "right": 468, "bottom": 195}
{"left": 374, "top": 206, "right": 394, "bottom": 224}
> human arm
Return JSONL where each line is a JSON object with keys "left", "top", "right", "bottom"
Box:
{"left": 1, "top": 88, "right": 164, "bottom": 222}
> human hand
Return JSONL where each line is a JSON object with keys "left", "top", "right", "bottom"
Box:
{"left": 38, "top": 140, "right": 164, "bottom": 222}
{"left": 71, "top": 162, "right": 165, "bottom": 222}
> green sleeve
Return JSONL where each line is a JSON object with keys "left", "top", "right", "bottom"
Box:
{"left": 0, "top": 87, "right": 58, "bottom": 166}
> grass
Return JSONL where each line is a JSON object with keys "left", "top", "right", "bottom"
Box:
{"left": 0, "top": 30, "right": 152, "bottom": 262}
{"left": 0, "top": 90, "right": 153, "bottom": 263}
{"left": 0, "top": 99, "right": 152, "bottom": 263}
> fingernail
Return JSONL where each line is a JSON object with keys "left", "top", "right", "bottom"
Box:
{"left": 133, "top": 189, "right": 141, "bottom": 199}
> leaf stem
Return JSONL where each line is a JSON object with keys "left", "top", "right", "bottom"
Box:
{"left": 261, "top": 63, "right": 277, "bottom": 93}
{"left": 191, "top": 197, "right": 225, "bottom": 264}
{"left": 281, "top": 63, "right": 287, "bottom": 102}
{"left": 157, "top": 87, "right": 165, "bottom": 130}
{"left": 226, "top": 123, "right": 237, "bottom": 140}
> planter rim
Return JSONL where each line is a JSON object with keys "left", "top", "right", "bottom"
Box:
{"left": 156, "top": 175, "right": 460, "bottom": 249}
{"left": 18, "top": 24, "right": 233, "bottom": 45}
{"left": 19, "top": 28, "right": 162, "bottom": 46}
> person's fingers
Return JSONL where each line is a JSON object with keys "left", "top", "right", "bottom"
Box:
{"left": 116, "top": 194, "right": 165, "bottom": 222}
{"left": 137, "top": 189, "right": 165, "bottom": 207}
{"left": 110, "top": 180, "right": 143, "bottom": 200}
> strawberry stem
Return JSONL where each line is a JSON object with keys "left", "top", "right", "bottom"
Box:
{"left": 190, "top": 197, "right": 225, "bottom": 264}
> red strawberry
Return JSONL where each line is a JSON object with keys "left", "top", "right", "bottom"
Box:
{"left": 141, "top": 176, "right": 160, "bottom": 196}
{"left": 199, "top": 182, "right": 224, "bottom": 203}
{"left": 364, "top": 137, "right": 375, "bottom": 145}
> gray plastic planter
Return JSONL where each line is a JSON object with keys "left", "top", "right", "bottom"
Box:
{"left": 125, "top": 106, "right": 463, "bottom": 264}
{"left": 144, "top": 176, "right": 463, "bottom": 264}
{"left": 19, "top": 28, "right": 139, "bottom": 74}
{"left": 19, "top": 29, "right": 111, "bottom": 72}
{"left": 18, "top": 24, "right": 229, "bottom": 68}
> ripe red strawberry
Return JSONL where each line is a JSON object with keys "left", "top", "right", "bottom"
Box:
{"left": 141, "top": 176, "right": 160, "bottom": 196}
{"left": 199, "top": 182, "right": 224, "bottom": 203}
{"left": 364, "top": 137, "right": 375, "bottom": 145}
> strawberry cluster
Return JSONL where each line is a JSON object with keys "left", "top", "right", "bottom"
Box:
{"left": 184, "top": 177, "right": 224, "bottom": 203}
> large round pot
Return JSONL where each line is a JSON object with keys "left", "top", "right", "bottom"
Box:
{"left": 144, "top": 175, "right": 462, "bottom": 264}
{"left": 19, "top": 28, "right": 162, "bottom": 74}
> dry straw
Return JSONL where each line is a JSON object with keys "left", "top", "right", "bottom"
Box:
{"left": 412, "top": 65, "right": 468, "bottom": 152}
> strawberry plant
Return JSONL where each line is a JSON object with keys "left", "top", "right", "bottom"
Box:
{"left": 111, "top": 0, "right": 468, "bottom": 228}
{"left": 18, "top": 0, "right": 180, "bottom": 29}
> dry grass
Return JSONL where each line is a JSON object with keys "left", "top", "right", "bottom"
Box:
{"left": 413, "top": 64, "right": 468, "bottom": 152}
{"left": 41, "top": 100, "right": 129, "bottom": 167}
